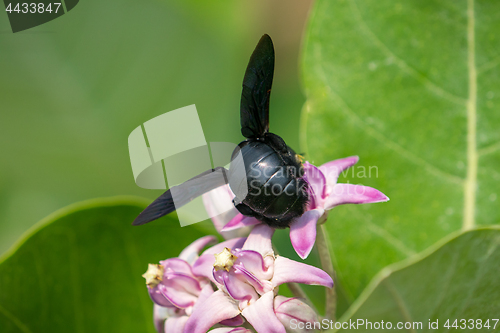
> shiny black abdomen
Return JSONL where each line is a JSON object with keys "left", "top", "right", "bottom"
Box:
{"left": 228, "top": 134, "right": 308, "bottom": 228}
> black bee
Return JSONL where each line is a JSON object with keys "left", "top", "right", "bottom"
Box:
{"left": 133, "top": 34, "right": 308, "bottom": 228}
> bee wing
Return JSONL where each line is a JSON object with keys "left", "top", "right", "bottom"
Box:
{"left": 132, "top": 167, "right": 229, "bottom": 226}
{"left": 240, "top": 34, "right": 275, "bottom": 139}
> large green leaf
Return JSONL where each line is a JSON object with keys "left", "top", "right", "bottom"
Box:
{"left": 334, "top": 227, "right": 500, "bottom": 332}
{"left": 0, "top": 197, "right": 209, "bottom": 333}
{"left": 301, "top": 0, "right": 500, "bottom": 301}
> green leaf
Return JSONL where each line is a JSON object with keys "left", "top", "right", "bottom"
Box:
{"left": 0, "top": 197, "right": 209, "bottom": 333}
{"left": 301, "top": 0, "right": 500, "bottom": 301}
{"left": 334, "top": 227, "right": 500, "bottom": 332}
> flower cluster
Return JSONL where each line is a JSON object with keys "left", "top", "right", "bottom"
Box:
{"left": 142, "top": 157, "right": 388, "bottom": 333}
{"left": 145, "top": 225, "right": 329, "bottom": 333}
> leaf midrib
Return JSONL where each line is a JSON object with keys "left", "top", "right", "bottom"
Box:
{"left": 463, "top": 0, "right": 477, "bottom": 231}
{"left": 348, "top": 0, "right": 479, "bottom": 231}
{"left": 306, "top": 0, "right": 480, "bottom": 230}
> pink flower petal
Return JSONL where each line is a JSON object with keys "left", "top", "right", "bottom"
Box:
{"left": 242, "top": 224, "right": 275, "bottom": 257}
{"left": 319, "top": 156, "right": 359, "bottom": 186}
{"left": 272, "top": 256, "right": 333, "bottom": 288}
{"left": 193, "top": 238, "right": 247, "bottom": 283}
{"left": 289, "top": 209, "right": 323, "bottom": 259}
{"left": 190, "top": 284, "right": 214, "bottom": 314}
{"left": 165, "top": 315, "right": 189, "bottom": 333}
{"left": 218, "top": 315, "right": 245, "bottom": 327}
{"left": 153, "top": 304, "right": 169, "bottom": 333}
{"left": 209, "top": 328, "right": 253, "bottom": 333}
{"left": 203, "top": 237, "right": 247, "bottom": 255}
{"left": 222, "top": 215, "right": 262, "bottom": 231}
{"left": 192, "top": 254, "right": 218, "bottom": 283}
{"left": 148, "top": 285, "right": 176, "bottom": 308}
{"left": 160, "top": 258, "right": 195, "bottom": 277}
{"left": 235, "top": 250, "right": 274, "bottom": 281}
{"left": 241, "top": 291, "right": 286, "bottom": 333}
{"left": 161, "top": 274, "right": 201, "bottom": 308}
{"left": 202, "top": 185, "right": 238, "bottom": 226}
{"left": 178, "top": 236, "right": 218, "bottom": 264}
{"left": 203, "top": 185, "right": 254, "bottom": 239}
{"left": 324, "top": 184, "right": 389, "bottom": 209}
{"left": 223, "top": 269, "right": 260, "bottom": 303}
{"left": 184, "top": 290, "right": 241, "bottom": 333}
{"left": 274, "top": 296, "right": 318, "bottom": 332}
{"left": 303, "top": 162, "right": 327, "bottom": 206}
{"left": 213, "top": 268, "right": 225, "bottom": 285}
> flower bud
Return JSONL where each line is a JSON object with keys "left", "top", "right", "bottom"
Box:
{"left": 274, "top": 296, "right": 318, "bottom": 333}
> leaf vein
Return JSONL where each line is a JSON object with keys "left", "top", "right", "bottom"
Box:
{"left": 348, "top": 206, "right": 416, "bottom": 257}
{"left": 478, "top": 141, "right": 500, "bottom": 157}
{"left": 0, "top": 303, "right": 34, "bottom": 333}
{"left": 382, "top": 281, "right": 417, "bottom": 333}
{"left": 349, "top": 0, "right": 467, "bottom": 106}
{"left": 424, "top": 249, "right": 460, "bottom": 321}
{"left": 456, "top": 235, "right": 499, "bottom": 316}
{"left": 318, "top": 81, "right": 464, "bottom": 185}
{"left": 477, "top": 55, "right": 500, "bottom": 74}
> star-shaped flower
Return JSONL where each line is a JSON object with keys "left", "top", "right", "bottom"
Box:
{"left": 204, "top": 156, "right": 389, "bottom": 259}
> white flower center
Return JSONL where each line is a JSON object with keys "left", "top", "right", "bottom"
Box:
{"left": 213, "top": 247, "right": 238, "bottom": 272}
{"left": 142, "top": 264, "right": 164, "bottom": 288}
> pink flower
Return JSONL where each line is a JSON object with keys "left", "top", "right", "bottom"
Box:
{"left": 153, "top": 303, "right": 189, "bottom": 333}
{"left": 211, "top": 156, "right": 389, "bottom": 259}
{"left": 144, "top": 236, "right": 247, "bottom": 333}
{"left": 185, "top": 225, "right": 333, "bottom": 333}
{"left": 202, "top": 184, "right": 253, "bottom": 240}
{"left": 208, "top": 328, "right": 253, "bottom": 333}
{"left": 288, "top": 158, "right": 389, "bottom": 259}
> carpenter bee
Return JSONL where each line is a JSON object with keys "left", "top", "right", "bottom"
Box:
{"left": 133, "top": 34, "right": 308, "bottom": 228}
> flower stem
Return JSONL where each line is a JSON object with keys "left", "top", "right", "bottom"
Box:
{"left": 317, "top": 224, "right": 336, "bottom": 321}
{"left": 286, "top": 282, "right": 318, "bottom": 314}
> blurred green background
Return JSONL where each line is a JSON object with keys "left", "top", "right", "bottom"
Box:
{"left": 0, "top": 0, "right": 313, "bottom": 255}
{"left": 2, "top": 1, "right": 500, "bottom": 331}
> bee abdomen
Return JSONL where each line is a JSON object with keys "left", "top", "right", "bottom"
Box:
{"left": 228, "top": 137, "right": 309, "bottom": 228}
